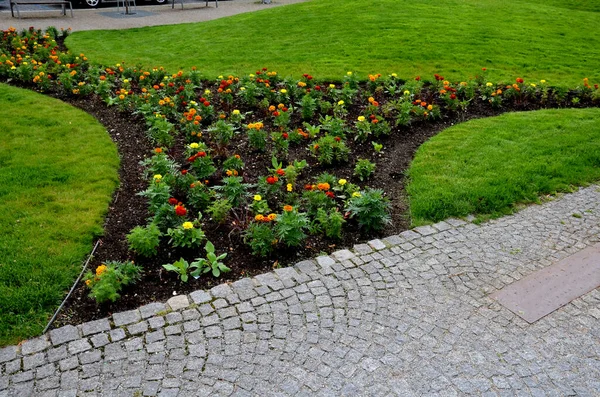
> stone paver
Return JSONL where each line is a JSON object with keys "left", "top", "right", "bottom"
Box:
{"left": 1, "top": 185, "right": 600, "bottom": 396}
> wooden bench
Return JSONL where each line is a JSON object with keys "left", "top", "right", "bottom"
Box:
{"left": 172, "top": 0, "right": 217, "bottom": 10}
{"left": 10, "top": 0, "right": 73, "bottom": 18}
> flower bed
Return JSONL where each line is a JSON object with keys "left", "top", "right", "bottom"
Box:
{"left": 2, "top": 27, "right": 599, "bottom": 321}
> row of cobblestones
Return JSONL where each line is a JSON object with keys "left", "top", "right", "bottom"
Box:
{"left": 1, "top": 186, "right": 599, "bottom": 396}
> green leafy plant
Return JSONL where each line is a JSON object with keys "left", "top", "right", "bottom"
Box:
{"left": 310, "top": 134, "right": 350, "bottom": 165}
{"left": 127, "top": 224, "right": 162, "bottom": 257}
{"left": 167, "top": 221, "right": 206, "bottom": 248}
{"left": 190, "top": 241, "right": 230, "bottom": 278}
{"left": 312, "top": 208, "right": 345, "bottom": 239}
{"left": 207, "top": 198, "right": 233, "bottom": 224}
{"left": 244, "top": 222, "right": 276, "bottom": 256}
{"left": 274, "top": 208, "right": 309, "bottom": 247}
{"left": 162, "top": 258, "right": 193, "bottom": 282}
{"left": 345, "top": 188, "right": 391, "bottom": 232}
{"left": 84, "top": 261, "right": 142, "bottom": 303}
{"left": 354, "top": 159, "right": 376, "bottom": 181}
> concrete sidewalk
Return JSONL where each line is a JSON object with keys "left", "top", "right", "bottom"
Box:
{"left": 0, "top": 0, "right": 307, "bottom": 32}
{"left": 1, "top": 185, "right": 599, "bottom": 396}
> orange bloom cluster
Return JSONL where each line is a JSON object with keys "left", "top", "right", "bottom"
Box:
{"left": 226, "top": 169, "right": 239, "bottom": 176}
{"left": 255, "top": 213, "right": 277, "bottom": 222}
{"left": 183, "top": 107, "right": 202, "bottom": 124}
{"left": 247, "top": 122, "right": 264, "bottom": 130}
{"left": 367, "top": 96, "right": 379, "bottom": 107}
{"left": 368, "top": 73, "right": 381, "bottom": 81}
{"left": 218, "top": 77, "right": 236, "bottom": 94}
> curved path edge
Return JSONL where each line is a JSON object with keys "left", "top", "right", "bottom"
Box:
{"left": 1, "top": 185, "right": 599, "bottom": 396}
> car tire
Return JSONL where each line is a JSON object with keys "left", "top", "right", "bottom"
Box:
{"left": 83, "top": 0, "right": 100, "bottom": 7}
{"left": 154, "top": 0, "right": 168, "bottom": 4}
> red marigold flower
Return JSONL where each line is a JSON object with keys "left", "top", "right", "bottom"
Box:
{"left": 276, "top": 169, "right": 285, "bottom": 176}
{"left": 175, "top": 205, "right": 187, "bottom": 216}
{"left": 282, "top": 133, "right": 289, "bottom": 139}
{"left": 415, "top": 76, "right": 421, "bottom": 81}
{"left": 273, "top": 111, "right": 280, "bottom": 117}
{"left": 450, "top": 94, "right": 457, "bottom": 100}
{"left": 482, "top": 67, "right": 487, "bottom": 71}
{"left": 307, "top": 75, "right": 313, "bottom": 80}
{"left": 304, "top": 184, "right": 313, "bottom": 190}
{"left": 198, "top": 151, "right": 206, "bottom": 157}
{"left": 303, "top": 74, "right": 308, "bottom": 78}
{"left": 168, "top": 197, "right": 178, "bottom": 205}
{"left": 266, "top": 176, "right": 277, "bottom": 184}
{"left": 181, "top": 170, "right": 188, "bottom": 175}
{"left": 200, "top": 97, "right": 206, "bottom": 102}
{"left": 315, "top": 85, "right": 321, "bottom": 91}
{"left": 203, "top": 101, "right": 210, "bottom": 107}
{"left": 335, "top": 137, "right": 341, "bottom": 142}
{"left": 325, "top": 191, "right": 335, "bottom": 198}
{"left": 187, "top": 156, "right": 196, "bottom": 162}
{"left": 516, "top": 77, "right": 524, "bottom": 84}
{"left": 282, "top": 107, "right": 288, "bottom": 112}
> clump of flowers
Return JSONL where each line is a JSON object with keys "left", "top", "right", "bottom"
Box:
{"left": 83, "top": 261, "right": 142, "bottom": 303}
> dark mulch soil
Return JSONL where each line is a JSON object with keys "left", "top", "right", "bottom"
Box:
{"left": 36, "top": 89, "right": 590, "bottom": 328}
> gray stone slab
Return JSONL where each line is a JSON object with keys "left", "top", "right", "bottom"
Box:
{"left": 113, "top": 309, "right": 141, "bottom": 327}
{"left": 189, "top": 290, "right": 212, "bottom": 305}
{"left": 491, "top": 242, "right": 600, "bottom": 323}
{"left": 49, "top": 325, "right": 80, "bottom": 346}
{"left": 81, "top": 319, "right": 111, "bottom": 336}
{"left": 20, "top": 336, "right": 49, "bottom": 356}
{"left": 167, "top": 295, "right": 190, "bottom": 311}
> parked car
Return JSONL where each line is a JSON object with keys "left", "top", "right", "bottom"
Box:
{"left": 78, "top": 0, "right": 167, "bottom": 8}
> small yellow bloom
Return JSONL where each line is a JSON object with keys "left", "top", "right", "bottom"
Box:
{"left": 123, "top": 79, "right": 129, "bottom": 83}
{"left": 240, "top": 87, "right": 246, "bottom": 91}
{"left": 329, "top": 84, "right": 335, "bottom": 89}
{"left": 338, "top": 100, "right": 344, "bottom": 106}
{"left": 530, "top": 83, "right": 537, "bottom": 87}
{"left": 189, "top": 142, "right": 199, "bottom": 149}
{"left": 287, "top": 183, "right": 293, "bottom": 192}
{"left": 153, "top": 174, "right": 162, "bottom": 181}
{"left": 85, "top": 279, "right": 91, "bottom": 286}
{"left": 347, "top": 71, "right": 353, "bottom": 76}
{"left": 352, "top": 192, "right": 362, "bottom": 198}
{"left": 218, "top": 75, "right": 223, "bottom": 79}
{"left": 403, "top": 90, "right": 410, "bottom": 95}
{"left": 357, "top": 116, "right": 366, "bottom": 122}
{"left": 486, "top": 82, "right": 493, "bottom": 87}
{"left": 391, "top": 73, "right": 398, "bottom": 78}
{"left": 232, "top": 109, "right": 240, "bottom": 115}
{"left": 280, "top": 89, "right": 287, "bottom": 94}
{"left": 427, "top": 105, "right": 433, "bottom": 111}
{"left": 338, "top": 179, "right": 347, "bottom": 186}
{"left": 249, "top": 74, "right": 255, "bottom": 78}
{"left": 540, "top": 80, "right": 546, "bottom": 84}
{"left": 95, "top": 264, "right": 107, "bottom": 276}
{"left": 182, "top": 222, "right": 194, "bottom": 230}
{"left": 253, "top": 194, "right": 262, "bottom": 201}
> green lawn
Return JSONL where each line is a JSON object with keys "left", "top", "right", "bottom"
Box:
{"left": 0, "top": 84, "right": 119, "bottom": 346}
{"left": 66, "top": 0, "right": 600, "bottom": 85}
{"left": 406, "top": 108, "right": 600, "bottom": 225}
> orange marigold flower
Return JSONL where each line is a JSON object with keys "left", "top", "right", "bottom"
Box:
{"left": 317, "top": 182, "right": 330, "bottom": 191}
{"left": 255, "top": 214, "right": 265, "bottom": 221}
{"left": 95, "top": 264, "right": 108, "bottom": 276}
{"left": 154, "top": 147, "right": 163, "bottom": 154}
{"left": 283, "top": 205, "right": 293, "bottom": 212}
{"left": 269, "top": 105, "right": 276, "bottom": 112}
{"left": 267, "top": 213, "right": 277, "bottom": 221}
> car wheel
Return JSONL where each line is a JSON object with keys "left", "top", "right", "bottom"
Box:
{"left": 84, "top": 0, "right": 100, "bottom": 7}
{"left": 154, "top": 0, "right": 168, "bottom": 4}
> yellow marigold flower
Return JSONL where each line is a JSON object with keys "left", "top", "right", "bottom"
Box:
{"left": 267, "top": 213, "right": 277, "bottom": 221}
{"left": 329, "top": 84, "right": 335, "bottom": 89}
{"left": 277, "top": 103, "right": 285, "bottom": 109}
{"left": 85, "top": 279, "right": 91, "bottom": 286}
{"left": 287, "top": 183, "right": 293, "bottom": 192}
{"left": 247, "top": 123, "right": 255, "bottom": 129}
{"left": 253, "top": 195, "right": 262, "bottom": 201}
{"left": 530, "top": 83, "right": 537, "bottom": 87}
{"left": 283, "top": 205, "right": 293, "bottom": 212}
{"left": 486, "top": 82, "right": 493, "bottom": 87}
{"left": 403, "top": 90, "right": 410, "bottom": 95}
{"left": 357, "top": 116, "right": 366, "bottom": 122}
{"left": 352, "top": 192, "right": 362, "bottom": 198}
{"left": 427, "top": 105, "right": 433, "bottom": 111}
{"left": 95, "top": 264, "right": 107, "bottom": 276}
{"left": 182, "top": 222, "right": 194, "bottom": 230}
{"left": 298, "top": 82, "right": 306, "bottom": 87}
{"left": 218, "top": 75, "right": 223, "bottom": 79}
{"left": 368, "top": 97, "right": 375, "bottom": 103}
{"left": 153, "top": 174, "right": 162, "bottom": 180}
{"left": 249, "top": 74, "right": 255, "bottom": 78}
{"left": 338, "top": 100, "right": 344, "bottom": 106}
{"left": 280, "top": 89, "right": 287, "bottom": 94}
{"left": 255, "top": 214, "right": 265, "bottom": 221}
{"left": 347, "top": 71, "right": 353, "bottom": 76}
{"left": 391, "top": 73, "right": 398, "bottom": 78}
{"left": 338, "top": 179, "right": 347, "bottom": 186}
{"left": 123, "top": 79, "right": 129, "bottom": 83}
{"left": 232, "top": 109, "right": 240, "bottom": 115}
{"left": 540, "top": 80, "right": 546, "bottom": 84}
{"left": 240, "top": 87, "right": 246, "bottom": 91}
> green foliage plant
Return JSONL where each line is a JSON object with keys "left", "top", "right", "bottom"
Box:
{"left": 127, "top": 224, "right": 162, "bottom": 257}
{"left": 274, "top": 208, "right": 309, "bottom": 247}
{"left": 244, "top": 222, "right": 276, "bottom": 256}
{"left": 354, "top": 159, "right": 376, "bottom": 181}
{"left": 345, "top": 188, "right": 391, "bottom": 232}
{"left": 84, "top": 261, "right": 142, "bottom": 303}
{"left": 167, "top": 221, "right": 206, "bottom": 248}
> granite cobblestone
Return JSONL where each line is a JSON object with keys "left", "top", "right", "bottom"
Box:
{"left": 2, "top": 186, "right": 600, "bottom": 395}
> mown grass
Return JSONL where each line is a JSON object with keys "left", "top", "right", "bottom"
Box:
{"left": 66, "top": 0, "right": 600, "bottom": 85}
{"left": 0, "top": 84, "right": 119, "bottom": 346}
{"left": 406, "top": 108, "right": 600, "bottom": 225}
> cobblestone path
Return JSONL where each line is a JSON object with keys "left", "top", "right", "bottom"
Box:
{"left": 1, "top": 186, "right": 599, "bottom": 396}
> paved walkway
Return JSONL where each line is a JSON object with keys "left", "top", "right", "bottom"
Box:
{"left": 0, "top": 0, "right": 307, "bottom": 32}
{"left": 1, "top": 185, "right": 599, "bottom": 396}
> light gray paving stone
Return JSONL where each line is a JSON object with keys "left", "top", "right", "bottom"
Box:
{"left": 67, "top": 339, "right": 91, "bottom": 355}
{"left": 128, "top": 321, "right": 149, "bottom": 336}
{"left": 139, "top": 302, "right": 167, "bottom": 319}
{"left": 48, "top": 325, "right": 80, "bottom": 346}
{"left": 81, "top": 319, "right": 110, "bottom": 337}
{"left": 0, "top": 347, "right": 18, "bottom": 364}
{"left": 167, "top": 295, "right": 190, "bottom": 311}
{"left": 109, "top": 328, "right": 126, "bottom": 342}
{"left": 112, "top": 309, "right": 141, "bottom": 327}
{"left": 89, "top": 333, "right": 110, "bottom": 348}
{"left": 20, "top": 336, "right": 49, "bottom": 356}
{"left": 332, "top": 250, "right": 355, "bottom": 261}
{"left": 190, "top": 290, "right": 213, "bottom": 305}
{"left": 368, "top": 239, "right": 387, "bottom": 251}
